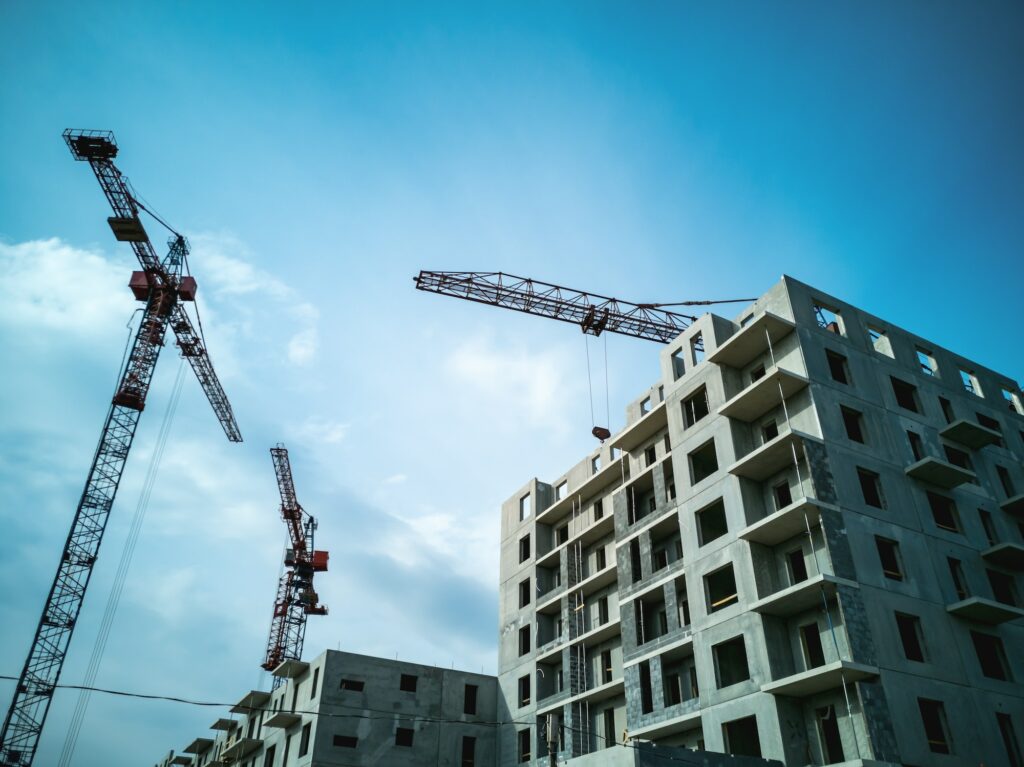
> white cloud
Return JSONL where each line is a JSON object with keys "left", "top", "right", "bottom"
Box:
{"left": 383, "top": 473, "right": 407, "bottom": 485}
{"left": 290, "top": 415, "right": 349, "bottom": 445}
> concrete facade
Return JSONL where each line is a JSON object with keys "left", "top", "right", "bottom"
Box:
{"left": 159, "top": 650, "right": 500, "bottom": 767}
{"left": 499, "top": 275, "right": 1024, "bottom": 767}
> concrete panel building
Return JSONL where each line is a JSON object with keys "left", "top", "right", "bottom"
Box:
{"left": 499, "top": 275, "right": 1024, "bottom": 766}
{"left": 160, "top": 650, "right": 500, "bottom": 767}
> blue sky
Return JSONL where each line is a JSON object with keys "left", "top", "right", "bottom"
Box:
{"left": 1, "top": 2, "right": 1023, "bottom": 764}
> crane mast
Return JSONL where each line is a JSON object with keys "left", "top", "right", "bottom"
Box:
{"left": 262, "top": 446, "right": 328, "bottom": 687}
{"left": 0, "top": 130, "right": 241, "bottom": 767}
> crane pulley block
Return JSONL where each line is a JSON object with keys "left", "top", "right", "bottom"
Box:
{"left": 129, "top": 271, "right": 197, "bottom": 302}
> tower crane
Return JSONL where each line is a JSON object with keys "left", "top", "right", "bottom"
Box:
{"left": 0, "top": 130, "right": 242, "bottom": 767}
{"left": 413, "top": 270, "right": 754, "bottom": 437}
{"left": 262, "top": 445, "right": 328, "bottom": 686}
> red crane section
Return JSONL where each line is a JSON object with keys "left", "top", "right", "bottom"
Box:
{"left": 262, "top": 445, "right": 328, "bottom": 684}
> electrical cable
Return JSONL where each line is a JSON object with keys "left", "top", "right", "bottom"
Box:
{"left": 583, "top": 334, "right": 595, "bottom": 428}
{"left": 56, "top": 359, "right": 188, "bottom": 767}
{"left": 649, "top": 297, "right": 756, "bottom": 307}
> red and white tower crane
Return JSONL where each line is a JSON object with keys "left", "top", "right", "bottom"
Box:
{"left": 262, "top": 445, "right": 328, "bottom": 685}
{"left": 0, "top": 130, "right": 241, "bottom": 767}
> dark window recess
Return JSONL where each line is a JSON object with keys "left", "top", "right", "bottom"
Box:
{"left": 948, "top": 558, "right": 969, "bottom": 600}
{"left": 518, "top": 674, "right": 530, "bottom": 707}
{"left": 875, "top": 537, "right": 904, "bottom": 581}
{"left": 787, "top": 548, "right": 809, "bottom": 585}
{"left": 706, "top": 565, "right": 738, "bottom": 612}
{"left": 598, "top": 596, "right": 609, "bottom": 625}
{"left": 461, "top": 736, "right": 476, "bottom": 767}
{"left": 773, "top": 481, "right": 793, "bottom": 510}
{"left": 310, "top": 667, "right": 320, "bottom": 699}
{"left": 519, "top": 534, "right": 531, "bottom": 563}
{"left": 601, "top": 649, "right": 613, "bottom": 684}
{"left": 645, "top": 445, "right": 657, "bottom": 467}
{"left": 988, "top": 569, "right": 1018, "bottom": 606}
{"left": 927, "top": 492, "right": 960, "bottom": 533}
{"left": 340, "top": 678, "right": 364, "bottom": 691}
{"left": 689, "top": 440, "right": 719, "bottom": 485}
{"left": 943, "top": 445, "right": 973, "bottom": 472}
{"left": 299, "top": 723, "right": 312, "bottom": 757}
{"left": 696, "top": 499, "right": 728, "bottom": 545}
{"left": 333, "top": 735, "right": 358, "bottom": 748}
{"left": 800, "top": 623, "right": 826, "bottom": 668}
{"left": 713, "top": 636, "right": 750, "bottom": 688}
{"left": 939, "top": 397, "right": 955, "bottom": 424}
{"left": 664, "top": 672, "right": 682, "bottom": 706}
{"left": 596, "top": 546, "right": 607, "bottom": 571}
{"left": 723, "top": 715, "right": 762, "bottom": 758}
{"left": 682, "top": 386, "right": 710, "bottom": 428}
{"left": 978, "top": 413, "right": 1005, "bottom": 448}
{"left": 652, "top": 548, "right": 668, "bottom": 572}
{"left": 979, "top": 509, "right": 998, "bottom": 546}
{"left": 395, "top": 727, "right": 414, "bottom": 747}
{"left": 907, "top": 430, "right": 924, "bottom": 461}
{"left": 518, "top": 625, "right": 531, "bottom": 655}
{"left": 262, "top": 745, "right": 277, "bottom": 767}
{"left": 891, "top": 377, "right": 920, "bottom": 413}
{"left": 857, "top": 468, "right": 884, "bottom": 508}
{"left": 639, "top": 660, "right": 654, "bottom": 714}
{"left": 519, "top": 579, "right": 530, "bottom": 607}
{"left": 630, "top": 539, "right": 643, "bottom": 584}
{"left": 817, "top": 705, "right": 845, "bottom": 763}
{"left": 750, "top": 363, "right": 766, "bottom": 383}
{"left": 761, "top": 419, "right": 779, "bottom": 442}
{"left": 840, "top": 405, "right": 865, "bottom": 443}
{"left": 998, "top": 713, "right": 1023, "bottom": 767}
{"left": 556, "top": 525, "right": 569, "bottom": 545}
{"left": 463, "top": 684, "right": 478, "bottom": 715}
{"left": 671, "top": 348, "right": 685, "bottom": 380}
{"left": 603, "top": 709, "right": 616, "bottom": 749}
{"left": 826, "top": 349, "right": 850, "bottom": 384}
{"left": 517, "top": 728, "right": 531, "bottom": 763}
{"left": 997, "top": 466, "right": 1016, "bottom": 497}
{"left": 895, "top": 612, "right": 926, "bottom": 662}
{"left": 918, "top": 698, "right": 952, "bottom": 754}
{"left": 971, "top": 631, "right": 1012, "bottom": 681}
{"left": 400, "top": 674, "right": 418, "bottom": 692}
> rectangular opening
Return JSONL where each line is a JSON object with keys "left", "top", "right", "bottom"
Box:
{"left": 868, "top": 325, "right": 893, "bottom": 357}
{"left": 874, "top": 536, "right": 904, "bottom": 581}
{"left": 310, "top": 667, "right": 320, "bottom": 700}
{"left": 518, "top": 674, "right": 531, "bottom": 707}
{"left": 895, "top": 612, "right": 926, "bottom": 662}
{"left": 555, "top": 481, "right": 567, "bottom": 500}
{"left": 891, "top": 377, "right": 920, "bottom": 413}
{"left": 907, "top": 430, "right": 924, "bottom": 461}
{"left": 400, "top": 674, "right": 418, "bottom": 693}
{"left": 960, "top": 369, "right": 982, "bottom": 397}
{"left": 601, "top": 649, "right": 613, "bottom": 685}
{"left": 713, "top": 635, "right": 750, "bottom": 687}
{"left": 340, "top": 679, "right": 365, "bottom": 692}
{"left": 948, "top": 558, "right": 969, "bottom": 600}
{"left": 630, "top": 539, "right": 643, "bottom": 584}
{"left": 333, "top": 735, "right": 358, "bottom": 748}
{"left": 997, "top": 713, "right": 1023, "bottom": 767}
{"left": 750, "top": 362, "right": 767, "bottom": 383}
{"left": 943, "top": 445, "right": 973, "bottom": 472}
{"left": 598, "top": 595, "right": 609, "bottom": 625}
{"left": 857, "top": 467, "right": 885, "bottom": 508}
{"left": 773, "top": 480, "right": 793, "bottom": 510}
{"left": 816, "top": 706, "right": 845, "bottom": 763}
{"left": 825, "top": 349, "right": 850, "bottom": 384}
{"left": 519, "top": 494, "right": 531, "bottom": 521}
{"left": 639, "top": 660, "right": 654, "bottom": 714}
{"left": 519, "top": 579, "right": 531, "bottom": 608}
{"left": 461, "top": 735, "right": 476, "bottom": 767}
{"left": 813, "top": 302, "right": 842, "bottom": 335}
{"left": 518, "top": 625, "right": 531, "bottom": 655}
{"left": 689, "top": 440, "right": 718, "bottom": 485}
{"left": 939, "top": 397, "right": 955, "bottom": 424}
{"left": 603, "top": 709, "right": 615, "bottom": 749}
{"left": 518, "top": 534, "right": 530, "bottom": 563}
{"left": 664, "top": 671, "right": 682, "bottom": 706}
{"left": 517, "top": 729, "right": 531, "bottom": 763}
{"left": 987, "top": 569, "right": 1018, "bottom": 606}
{"left": 971, "top": 630, "right": 1012, "bottom": 680}
{"left": 690, "top": 333, "right": 705, "bottom": 365}
{"left": 556, "top": 524, "right": 569, "bottom": 546}
{"left": 696, "top": 499, "right": 727, "bottom": 546}
{"left": 593, "top": 499, "right": 603, "bottom": 520}
{"left": 676, "top": 578, "right": 690, "bottom": 628}
{"left": 927, "top": 492, "right": 961, "bottom": 533}
{"left": 463, "top": 684, "right": 478, "bottom": 715}
{"left": 723, "top": 715, "right": 762, "bottom": 758}
{"left": 916, "top": 348, "right": 937, "bottom": 376}
{"left": 1003, "top": 388, "right": 1024, "bottom": 415}
{"left": 918, "top": 698, "right": 952, "bottom": 754}
{"left": 299, "top": 723, "right": 311, "bottom": 757}
{"left": 645, "top": 445, "right": 657, "bottom": 467}
{"left": 787, "top": 547, "right": 809, "bottom": 585}
{"left": 596, "top": 545, "right": 607, "bottom": 572}
{"left": 761, "top": 419, "right": 779, "bottom": 443}
{"left": 640, "top": 396, "right": 652, "bottom": 415}
{"left": 997, "top": 466, "right": 1016, "bottom": 498}
{"left": 705, "top": 564, "right": 738, "bottom": 612}
{"left": 800, "top": 623, "right": 826, "bottom": 668}
{"left": 979, "top": 509, "right": 998, "bottom": 546}
{"left": 977, "top": 413, "right": 1005, "bottom": 447}
{"left": 840, "top": 405, "right": 865, "bottom": 443}
{"left": 671, "top": 348, "right": 685, "bottom": 380}
{"left": 591, "top": 455, "right": 601, "bottom": 474}
{"left": 682, "top": 386, "right": 709, "bottom": 428}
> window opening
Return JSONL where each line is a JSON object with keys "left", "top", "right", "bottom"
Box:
{"left": 464, "top": 684, "right": 478, "bottom": 715}
{"left": 918, "top": 698, "right": 952, "bottom": 754}
{"left": 723, "top": 715, "right": 762, "bottom": 758}
{"left": 310, "top": 667, "right": 320, "bottom": 699}
{"left": 979, "top": 509, "right": 998, "bottom": 546}
{"left": 840, "top": 406, "right": 865, "bottom": 443}
{"left": 750, "top": 362, "right": 767, "bottom": 383}
{"left": 518, "top": 674, "right": 531, "bottom": 707}
{"left": 938, "top": 396, "right": 955, "bottom": 424}
{"left": 696, "top": 499, "right": 727, "bottom": 545}
{"left": 787, "top": 548, "right": 809, "bottom": 584}
{"left": 875, "top": 537, "right": 903, "bottom": 580}
{"left": 519, "top": 494, "right": 531, "bottom": 521}
{"left": 517, "top": 728, "right": 531, "bottom": 763}
{"left": 800, "top": 623, "right": 825, "bottom": 668}
{"left": 891, "top": 377, "right": 920, "bottom": 413}
{"left": 857, "top": 468, "right": 885, "bottom": 508}
{"left": 333, "top": 735, "right": 357, "bottom": 748}
{"left": 639, "top": 660, "right": 654, "bottom": 714}
{"left": 916, "top": 348, "right": 938, "bottom": 376}
{"left": 340, "top": 678, "right": 364, "bottom": 692}
{"left": 997, "top": 466, "right": 1016, "bottom": 497}
{"left": 927, "top": 492, "right": 960, "bottom": 533}
{"left": 689, "top": 440, "right": 718, "bottom": 485}
{"left": 593, "top": 499, "right": 603, "bottom": 520}
{"left": 817, "top": 706, "right": 845, "bottom": 763}
{"left": 596, "top": 545, "right": 607, "bottom": 571}
{"left": 598, "top": 595, "right": 609, "bottom": 625}
{"left": 519, "top": 579, "right": 531, "bottom": 607}
{"left": 868, "top": 325, "right": 893, "bottom": 357}
{"left": 629, "top": 539, "right": 643, "bottom": 584}
{"left": 960, "top": 369, "right": 982, "bottom": 397}
{"left": 555, "top": 481, "right": 567, "bottom": 501}
{"left": 948, "top": 558, "right": 969, "bottom": 600}
{"left": 1003, "top": 388, "right": 1024, "bottom": 415}
{"left": 907, "top": 430, "right": 924, "bottom": 461}
{"left": 690, "top": 333, "right": 705, "bottom": 365}
{"left": 761, "top": 419, "right": 779, "bottom": 443}
{"left": 895, "top": 612, "right": 926, "bottom": 662}
{"left": 713, "top": 636, "right": 750, "bottom": 687}
{"left": 519, "top": 534, "right": 531, "bottom": 563}
{"left": 299, "top": 723, "right": 312, "bottom": 757}
{"left": 681, "top": 386, "right": 709, "bottom": 428}
{"left": 825, "top": 349, "right": 850, "bottom": 384}
{"left": 603, "top": 709, "right": 615, "bottom": 749}
{"left": 591, "top": 455, "right": 601, "bottom": 474}
{"left": 813, "top": 302, "right": 842, "bottom": 335}
{"left": 971, "top": 631, "right": 1012, "bottom": 680}
{"left": 462, "top": 735, "right": 476, "bottom": 767}
{"left": 998, "top": 713, "right": 1023, "bottom": 767}
{"left": 671, "top": 348, "right": 685, "bottom": 380}
{"left": 640, "top": 396, "right": 652, "bottom": 415}
{"left": 773, "top": 480, "right": 793, "bottom": 509}
{"left": 400, "top": 674, "right": 418, "bottom": 692}
{"left": 705, "top": 565, "right": 738, "bottom": 612}
{"left": 601, "top": 649, "right": 613, "bottom": 684}
{"left": 988, "top": 569, "right": 1018, "bottom": 606}
{"left": 556, "top": 524, "right": 569, "bottom": 546}
{"left": 394, "top": 727, "right": 414, "bottom": 747}
{"left": 645, "top": 445, "right": 657, "bottom": 467}
{"left": 518, "top": 626, "right": 531, "bottom": 655}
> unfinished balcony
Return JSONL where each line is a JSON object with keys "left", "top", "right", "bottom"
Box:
{"left": 210, "top": 718, "right": 235, "bottom": 732}
{"left": 536, "top": 676, "right": 625, "bottom": 717}
{"left": 717, "top": 367, "right": 809, "bottom": 423}
{"left": 728, "top": 429, "right": 822, "bottom": 483}
{"left": 982, "top": 543, "right": 1024, "bottom": 571}
{"left": 940, "top": 419, "right": 1002, "bottom": 449}
{"left": 904, "top": 456, "right": 976, "bottom": 489}
{"left": 230, "top": 690, "right": 270, "bottom": 715}
{"left": 221, "top": 737, "right": 262, "bottom": 762}
{"left": 627, "top": 709, "right": 703, "bottom": 741}
{"left": 739, "top": 498, "right": 837, "bottom": 546}
{"left": 751, "top": 573, "right": 855, "bottom": 617}
{"left": 272, "top": 659, "right": 309, "bottom": 680}
{"left": 946, "top": 596, "right": 1024, "bottom": 624}
{"left": 263, "top": 710, "right": 302, "bottom": 729}
{"left": 609, "top": 398, "right": 667, "bottom": 453}
{"left": 171, "top": 756, "right": 193, "bottom": 766}
{"left": 761, "top": 659, "right": 878, "bottom": 697}
{"left": 537, "top": 453, "right": 625, "bottom": 525}
{"left": 708, "top": 312, "right": 796, "bottom": 369}
{"left": 183, "top": 739, "right": 213, "bottom": 757}
{"left": 1000, "top": 494, "right": 1024, "bottom": 517}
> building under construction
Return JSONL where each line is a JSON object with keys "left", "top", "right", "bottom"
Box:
{"left": 154, "top": 274, "right": 1024, "bottom": 766}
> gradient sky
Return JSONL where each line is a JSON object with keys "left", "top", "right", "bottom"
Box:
{"left": 1, "top": 2, "right": 1023, "bottom": 765}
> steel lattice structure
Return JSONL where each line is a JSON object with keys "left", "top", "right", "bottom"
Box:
{"left": 413, "top": 270, "right": 701, "bottom": 343}
{"left": 262, "top": 446, "right": 328, "bottom": 687}
{"left": 0, "top": 130, "right": 241, "bottom": 767}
